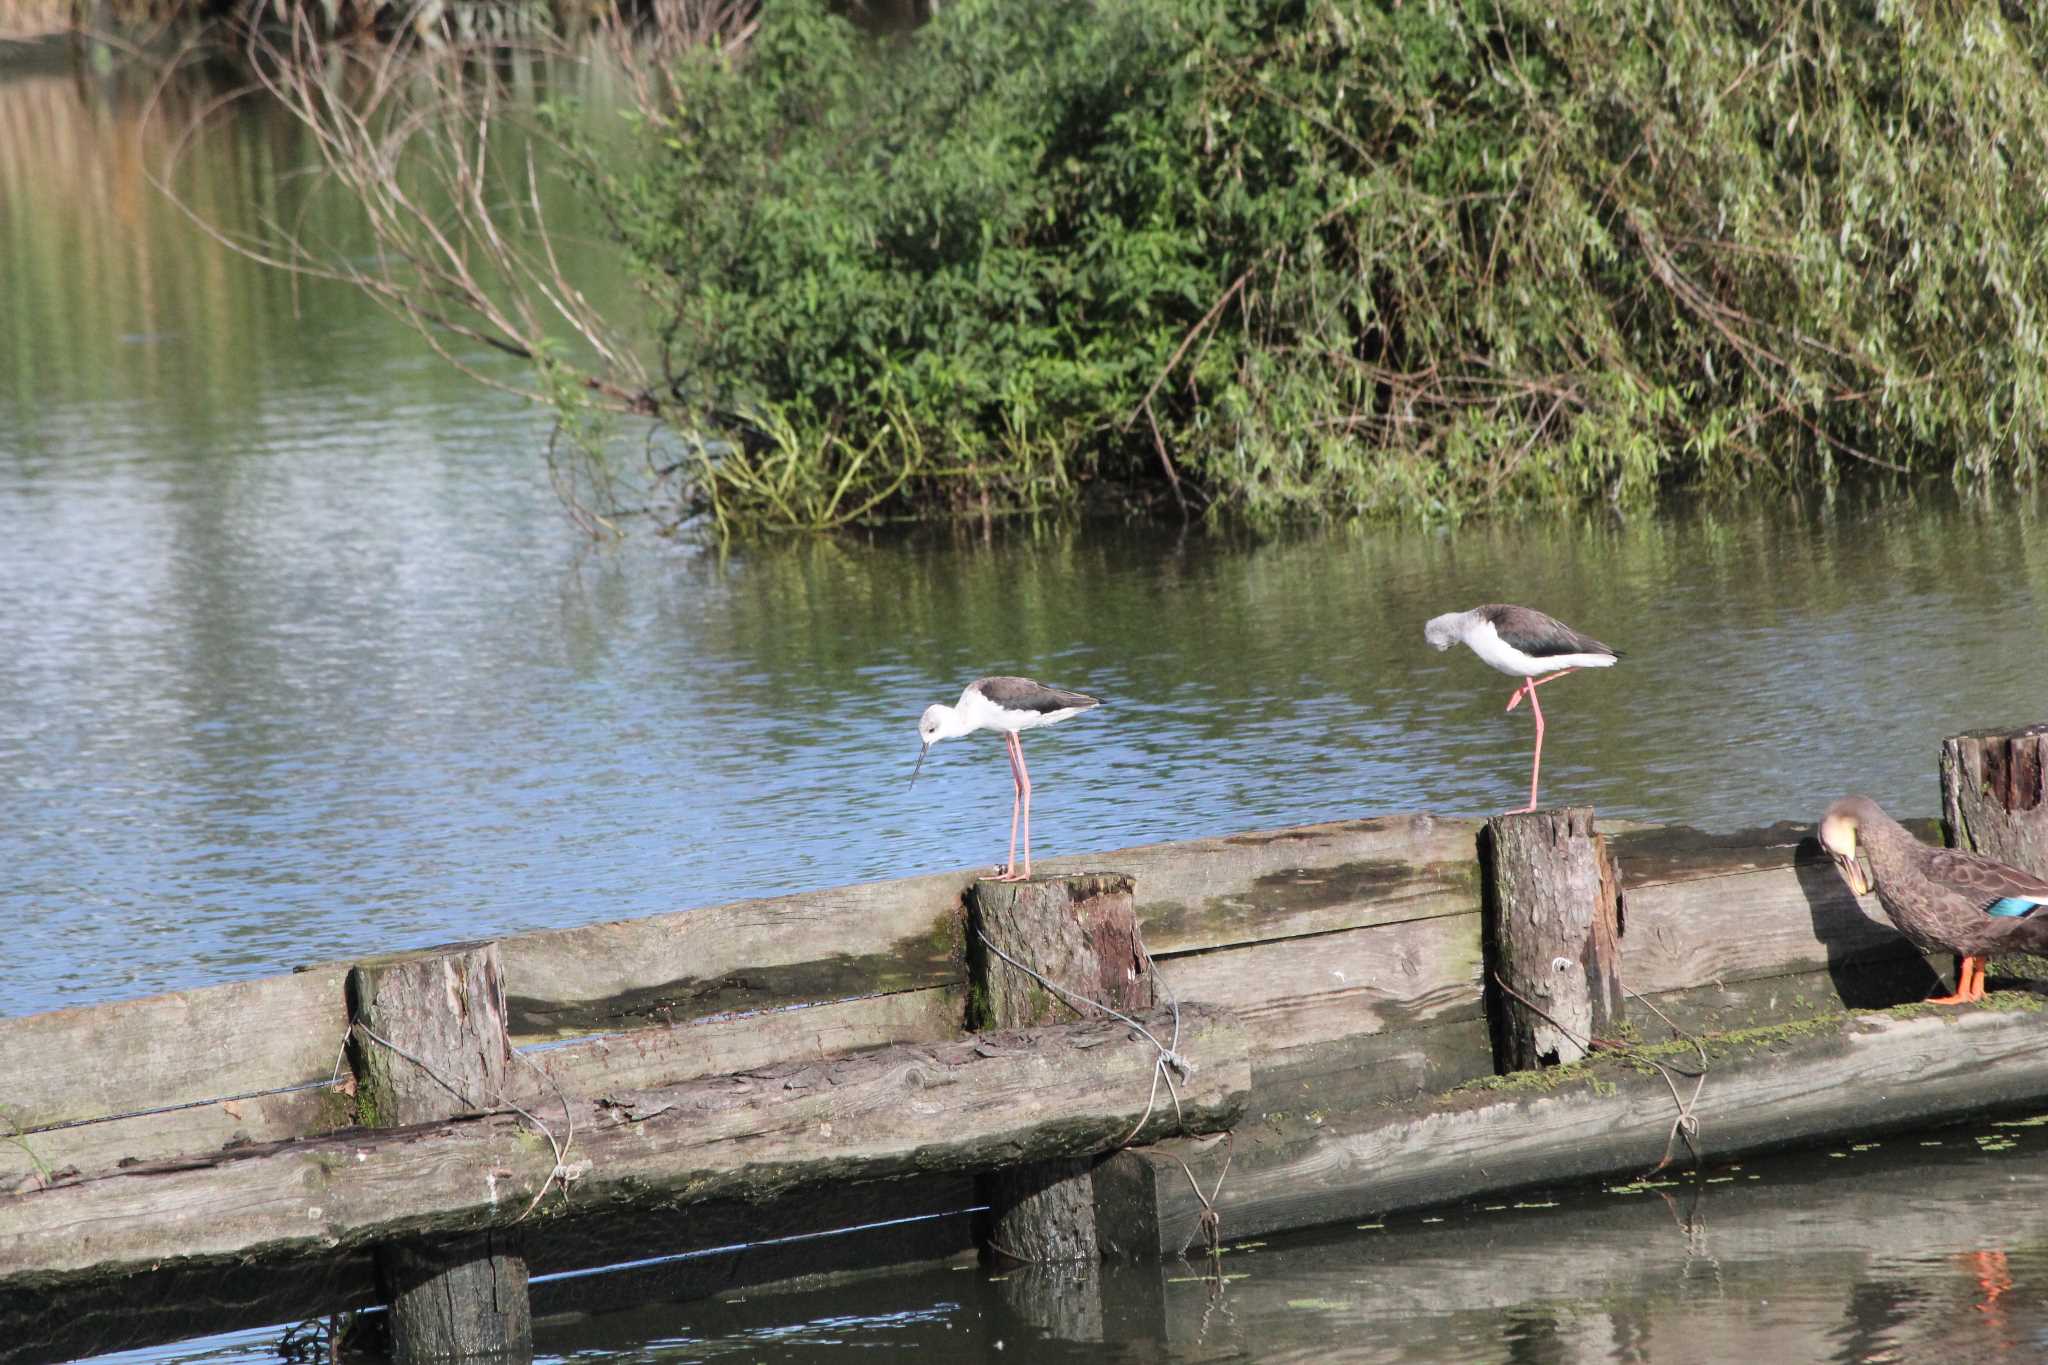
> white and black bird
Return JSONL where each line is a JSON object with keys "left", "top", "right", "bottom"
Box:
{"left": 911, "top": 676, "right": 1101, "bottom": 881}
{"left": 1423, "top": 604, "right": 1620, "bottom": 813}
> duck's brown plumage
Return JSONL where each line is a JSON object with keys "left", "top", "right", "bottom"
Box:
{"left": 1823, "top": 796, "right": 2048, "bottom": 960}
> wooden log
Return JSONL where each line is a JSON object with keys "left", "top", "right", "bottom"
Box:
{"left": 1482, "top": 807, "right": 1622, "bottom": 1070}
{"left": 968, "top": 874, "right": 1151, "bottom": 1265}
{"left": 0, "top": 1006, "right": 1248, "bottom": 1289}
{"left": 348, "top": 946, "right": 530, "bottom": 1360}
{"left": 0, "top": 967, "right": 349, "bottom": 1134}
{"left": 4, "top": 819, "right": 1937, "bottom": 1194}
{"left": 3, "top": 989, "right": 962, "bottom": 1192}
{"left": 1941, "top": 724, "right": 2048, "bottom": 866}
{"left": 1096, "top": 1002, "right": 2048, "bottom": 1257}
{"left": 462, "top": 815, "right": 1480, "bottom": 1039}
{"left": 0, "top": 814, "right": 1474, "bottom": 1167}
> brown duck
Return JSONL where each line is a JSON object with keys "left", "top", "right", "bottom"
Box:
{"left": 1818, "top": 796, "right": 2048, "bottom": 1004}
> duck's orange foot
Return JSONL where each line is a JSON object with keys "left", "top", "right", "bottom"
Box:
{"left": 1926, "top": 956, "right": 1987, "bottom": 1005}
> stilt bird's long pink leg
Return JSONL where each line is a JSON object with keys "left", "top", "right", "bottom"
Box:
{"left": 1505, "top": 670, "right": 1577, "bottom": 813}
{"left": 1504, "top": 668, "right": 1577, "bottom": 711}
{"left": 1509, "top": 682, "right": 1547, "bottom": 813}
{"left": 1014, "top": 737, "right": 1035, "bottom": 880}
{"left": 998, "top": 733, "right": 1026, "bottom": 880}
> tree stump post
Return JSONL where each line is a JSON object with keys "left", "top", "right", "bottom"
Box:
{"left": 1482, "top": 807, "right": 1623, "bottom": 1071}
{"left": 967, "top": 872, "right": 1150, "bottom": 1266}
{"left": 1941, "top": 725, "right": 2048, "bottom": 988}
{"left": 1942, "top": 726, "right": 2048, "bottom": 868}
{"left": 347, "top": 945, "right": 532, "bottom": 1361}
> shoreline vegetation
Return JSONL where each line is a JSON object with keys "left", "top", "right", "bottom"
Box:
{"left": 55, "top": 1, "right": 2048, "bottom": 533}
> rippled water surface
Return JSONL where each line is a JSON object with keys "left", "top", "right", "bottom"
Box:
{"left": 7, "top": 43, "right": 2048, "bottom": 1365}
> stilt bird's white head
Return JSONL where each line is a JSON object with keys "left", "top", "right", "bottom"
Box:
{"left": 1422, "top": 611, "right": 1466, "bottom": 651}
{"left": 1818, "top": 797, "right": 1875, "bottom": 897}
{"left": 910, "top": 704, "right": 956, "bottom": 789}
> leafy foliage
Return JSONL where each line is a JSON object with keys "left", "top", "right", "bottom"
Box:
{"left": 565, "top": 0, "right": 2048, "bottom": 530}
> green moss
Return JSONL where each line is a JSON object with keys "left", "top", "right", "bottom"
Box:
{"left": 1456, "top": 996, "right": 2048, "bottom": 1104}
{"left": 313, "top": 1085, "right": 360, "bottom": 1133}
{"left": 1455, "top": 1012, "right": 1856, "bottom": 1098}
{"left": 929, "top": 908, "right": 966, "bottom": 965}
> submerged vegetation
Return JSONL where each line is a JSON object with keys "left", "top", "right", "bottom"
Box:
{"left": 209, "top": 1, "right": 2048, "bottom": 531}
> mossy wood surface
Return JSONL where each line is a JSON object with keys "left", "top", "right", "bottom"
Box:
{"left": 0, "top": 1007, "right": 1247, "bottom": 1290}
{"left": 1103, "top": 1001, "right": 2048, "bottom": 1258}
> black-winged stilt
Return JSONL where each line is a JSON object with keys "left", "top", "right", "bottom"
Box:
{"left": 1423, "top": 604, "right": 1619, "bottom": 813}
{"left": 911, "top": 676, "right": 1101, "bottom": 881}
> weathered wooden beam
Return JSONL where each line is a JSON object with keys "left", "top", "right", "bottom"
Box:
{"left": 0, "top": 1006, "right": 1248, "bottom": 1289}
{"left": 1097, "top": 1002, "right": 2048, "bottom": 1257}
{"left": 472, "top": 815, "right": 1480, "bottom": 1039}
{"left": 0, "top": 817, "right": 1934, "bottom": 1179}
{"left": 3, "top": 819, "right": 1933, "bottom": 1197}
{"left": 348, "top": 946, "right": 530, "bottom": 1360}
{"left": 1111, "top": 814, "right": 1483, "bottom": 951}
{"left": 3, "top": 989, "right": 964, "bottom": 1190}
{"left": 1483, "top": 807, "right": 1622, "bottom": 1069}
{"left": 0, "top": 968, "right": 349, "bottom": 1135}
{"left": 1151, "top": 915, "right": 1483, "bottom": 1069}
{"left": 1, "top": 1087, "right": 342, "bottom": 1197}
{"left": 968, "top": 874, "right": 1150, "bottom": 1266}
{"left": 518, "top": 986, "right": 964, "bottom": 1104}
{"left": 1614, "top": 826, "right": 1932, "bottom": 991}
{"left": 0, "top": 814, "right": 1480, "bottom": 1161}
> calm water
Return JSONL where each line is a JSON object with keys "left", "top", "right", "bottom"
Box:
{"left": 6, "top": 43, "right": 2048, "bottom": 1365}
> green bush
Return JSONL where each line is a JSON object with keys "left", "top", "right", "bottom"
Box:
{"left": 565, "top": 0, "right": 2048, "bottom": 530}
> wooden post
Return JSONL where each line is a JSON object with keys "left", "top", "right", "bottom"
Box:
{"left": 967, "top": 873, "right": 1150, "bottom": 1265}
{"left": 347, "top": 945, "right": 532, "bottom": 1360}
{"left": 1941, "top": 725, "right": 2048, "bottom": 989}
{"left": 1482, "top": 807, "right": 1623, "bottom": 1071}
{"left": 1942, "top": 725, "right": 2048, "bottom": 867}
